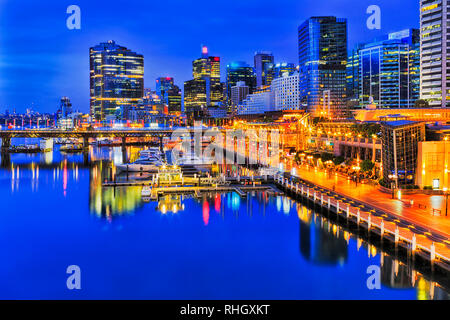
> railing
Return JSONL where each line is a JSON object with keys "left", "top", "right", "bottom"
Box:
{"left": 274, "top": 173, "right": 450, "bottom": 266}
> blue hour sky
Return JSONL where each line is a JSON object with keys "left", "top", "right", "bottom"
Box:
{"left": 0, "top": 0, "right": 419, "bottom": 114}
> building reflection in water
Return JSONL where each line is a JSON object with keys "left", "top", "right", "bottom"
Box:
{"left": 89, "top": 161, "right": 143, "bottom": 220}
{"left": 380, "top": 253, "right": 449, "bottom": 300}
{"left": 297, "top": 204, "right": 348, "bottom": 265}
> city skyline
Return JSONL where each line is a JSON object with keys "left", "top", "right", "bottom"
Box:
{"left": 0, "top": 0, "right": 419, "bottom": 113}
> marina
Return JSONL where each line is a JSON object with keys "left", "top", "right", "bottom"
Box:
{"left": 0, "top": 143, "right": 449, "bottom": 299}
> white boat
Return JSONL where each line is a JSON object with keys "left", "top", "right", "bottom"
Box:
{"left": 116, "top": 157, "right": 164, "bottom": 172}
{"left": 174, "top": 153, "right": 214, "bottom": 165}
{"left": 138, "top": 148, "right": 161, "bottom": 160}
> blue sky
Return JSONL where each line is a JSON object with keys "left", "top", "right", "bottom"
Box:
{"left": 0, "top": 0, "right": 419, "bottom": 113}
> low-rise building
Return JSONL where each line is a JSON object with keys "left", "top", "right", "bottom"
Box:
{"left": 416, "top": 140, "right": 450, "bottom": 190}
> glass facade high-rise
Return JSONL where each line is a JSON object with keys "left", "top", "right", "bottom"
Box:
{"left": 226, "top": 61, "right": 256, "bottom": 103}
{"left": 360, "top": 29, "right": 420, "bottom": 108}
{"left": 346, "top": 44, "right": 364, "bottom": 108}
{"left": 420, "top": 0, "right": 450, "bottom": 107}
{"left": 156, "top": 77, "right": 182, "bottom": 113}
{"left": 184, "top": 46, "right": 223, "bottom": 118}
{"left": 90, "top": 40, "right": 144, "bottom": 121}
{"left": 59, "top": 97, "right": 73, "bottom": 118}
{"left": 298, "top": 16, "right": 348, "bottom": 118}
{"left": 254, "top": 51, "right": 275, "bottom": 88}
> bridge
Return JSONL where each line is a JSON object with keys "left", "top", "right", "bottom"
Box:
{"left": 0, "top": 129, "right": 180, "bottom": 151}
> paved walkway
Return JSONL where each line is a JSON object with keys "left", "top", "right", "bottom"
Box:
{"left": 292, "top": 165, "right": 450, "bottom": 240}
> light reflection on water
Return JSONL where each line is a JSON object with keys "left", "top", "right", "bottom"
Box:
{"left": 0, "top": 146, "right": 449, "bottom": 299}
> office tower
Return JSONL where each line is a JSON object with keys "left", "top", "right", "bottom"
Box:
{"left": 420, "top": 0, "right": 450, "bottom": 107}
{"left": 231, "top": 81, "right": 249, "bottom": 108}
{"left": 184, "top": 46, "right": 223, "bottom": 118}
{"left": 359, "top": 29, "right": 420, "bottom": 109}
{"left": 90, "top": 40, "right": 144, "bottom": 121}
{"left": 59, "top": 97, "right": 73, "bottom": 118}
{"left": 156, "top": 77, "right": 182, "bottom": 113}
{"left": 254, "top": 51, "right": 275, "bottom": 88}
{"left": 298, "top": 16, "right": 347, "bottom": 118}
{"left": 346, "top": 44, "right": 364, "bottom": 108}
{"left": 272, "top": 72, "right": 302, "bottom": 111}
{"left": 226, "top": 61, "right": 256, "bottom": 103}
{"left": 381, "top": 120, "right": 425, "bottom": 187}
{"left": 273, "top": 63, "right": 297, "bottom": 79}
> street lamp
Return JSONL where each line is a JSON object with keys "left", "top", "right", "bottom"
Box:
{"left": 444, "top": 187, "right": 449, "bottom": 217}
{"left": 388, "top": 174, "right": 398, "bottom": 199}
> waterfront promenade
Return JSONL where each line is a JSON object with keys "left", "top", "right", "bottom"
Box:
{"left": 292, "top": 165, "right": 450, "bottom": 240}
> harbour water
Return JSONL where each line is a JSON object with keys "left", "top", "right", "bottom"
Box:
{"left": 0, "top": 144, "right": 449, "bottom": 299}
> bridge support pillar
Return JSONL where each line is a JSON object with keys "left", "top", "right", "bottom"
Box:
{"left": 159, "top": 136, "right": 163, "bottom": 153}
{"left": 1, "top": 136, "right": 11, "bottom": 152}
{"left": 83, "top": 136, "right": 89, "bottom": 150}
{"left": 121, "top": 137, "right": 127, "bottom": 150}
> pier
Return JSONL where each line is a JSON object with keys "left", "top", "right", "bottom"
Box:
{"left": 275, "top": 173, "right": 450, "bottom": 275}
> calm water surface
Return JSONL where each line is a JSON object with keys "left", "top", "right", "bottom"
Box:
{"left": 0, "top": 143, "right": 448, "bottom": 299}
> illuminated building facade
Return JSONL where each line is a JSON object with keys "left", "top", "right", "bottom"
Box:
{"left": 156, "top": 77, "right": 182, "bottom": 113}
{"left": 184, "top": 46, "right": 223, "bottom": 119}
{"left": 254, "top": 51, "right": 275, "bottom": 88}
{"left": 346, "top": 44, "right": 364, "bottom": 108}
{"left": 226, "top": 61, "right": 257, "bottom": 103}
{"left": 90, "top": 40, "right": 144, "bottom": 121}
{"left": 420, "top": 0, "right": 450, "bottom": 107}
{"left": 360, "top": 29, "right": 420, "bottom": 109}
{"left": 298, "top": 16, "right": 348, "bottom": 118}
{"left": 230, "top": 81, "right": 249, "bottom": 111}
{"left": 416, "top": 140, "right": 450, "bottom": 190}
{"left": 272, "top": 72, "right": 302, "bottom": 111}
{"left": 273, "top": 63, "right": 297, "bottom": 79}
{"left": 381, "top": 120, "right": 426, "bottom": 187}
{"left": 237, "top": 87, "right": 274, "bottom": 115}
{"left": 58, "top": 97, "right": 73, "bottom": 118}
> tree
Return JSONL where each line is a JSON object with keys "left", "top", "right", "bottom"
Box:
{"left": 360, "top": 160, "right": 375, "bottom": 173}
{"left": 333, "top": 156, "right": 345, "bottom": 166}
{"left": 350, "top": 123, "right": 381, "bottom": 138}
{"left": 414, "top": 99, "right": 429, "bottom": 108}
{"left": 320, "top": 152, "right": 334, "bottom": 162}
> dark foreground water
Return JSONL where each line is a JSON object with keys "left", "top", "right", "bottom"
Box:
{"left": 0, "top": 143, "right": 449, "bottom": 299}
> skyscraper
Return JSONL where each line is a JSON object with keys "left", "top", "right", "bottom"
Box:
{"left": 254, "top": 51, "right": 274, "bottom": 88}
{"left": 226, "top": 61, "right": 256, "bottom": 103}
{"left": 184, "top": 46, "right": 223, "bottom": 118}
{"left": 420, "top": 0, "right": 450, "bottom": 107}
{"left": 346, "top": 44, "right": 364, "bottom": 108}
{"left": 298, "top": 16, "right": 347, "bottom": 118}
{"left": 90, "top": 40, "right": 144, "bottom": 121}
{"left": 230, "top": 81, "right": 249, "bottom": 108}
{"left": 156, "top": 77, "right": 182, "bottom": 113}
{"left": 59, "top": 97, "right": 73, "bottom": 118}
{"left": 359, "top": 29, "right": 420, "bottom": 108}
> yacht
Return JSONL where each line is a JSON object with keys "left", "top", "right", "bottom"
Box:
{"left": 116, "top": 157, "right": 164, "bottom": 172}
{"left": 60, "top": 143, "right": 84, "bottom": 153}
{"left": 174, "top": 153, "right": 214, "bottom": 166}
{"left": 138, "top": 148, "right": 161, "bottom": 160}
